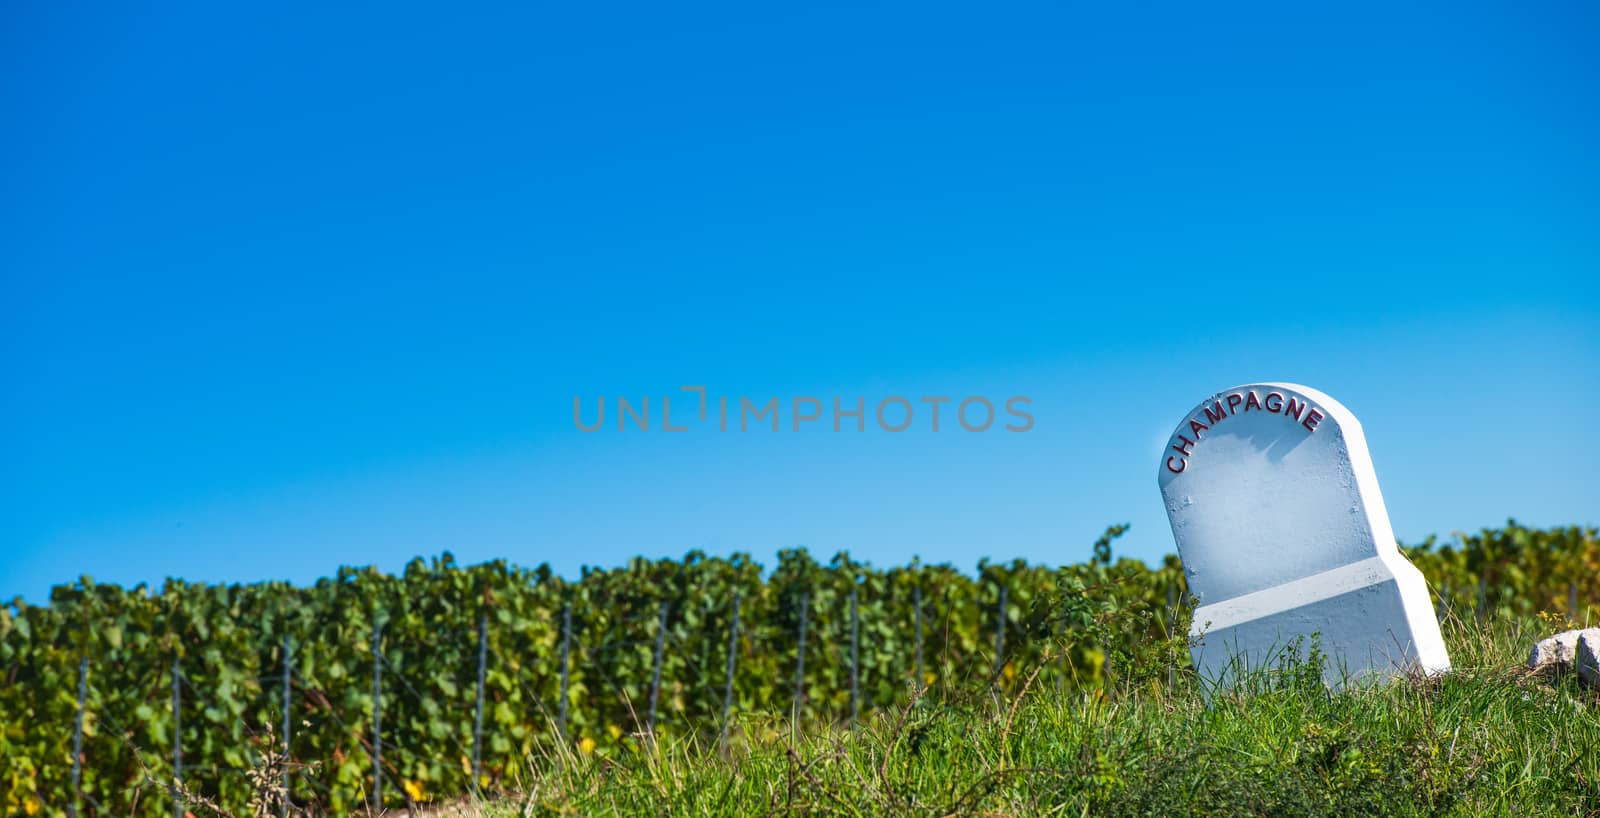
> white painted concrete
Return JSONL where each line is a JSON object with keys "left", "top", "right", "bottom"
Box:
{"left": 1158, "top": 382, "right": 1450, "bottom": 688}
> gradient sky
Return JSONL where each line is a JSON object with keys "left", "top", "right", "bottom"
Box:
{"left": 4, "top": 1, "right": 1596, "bottom": 604}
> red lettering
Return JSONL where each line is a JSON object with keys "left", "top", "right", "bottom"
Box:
{"left": 1203, "top": 401, "right": 1227, "bottom": 424}
{"left": 1303, "top": 408, "right": 1325, "bottom": 433}
{"left": 1166, "top": 456, "right": 1187, "bottom": 473}
{"left": 1172, "top": 435, "right": 1196, "bottom": 456}
{"left": 1188, "top": 418, "right": 1209, "bottom": 438}
{"left": 1226, "top": 393, "right": 1243, "bottom": 414}
{"left": 1244, "top": 391, "right": 1262, "bottom": 412}
{"left": 1284, "top": 396, "right": 1306, "bottom": 422}
{"left": 1264, "top": 392, "right": 1284, "bottom": 413}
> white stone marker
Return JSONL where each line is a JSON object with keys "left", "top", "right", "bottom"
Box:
{"left": 1158, "top": 383, "right": 1450, "bottom": 688}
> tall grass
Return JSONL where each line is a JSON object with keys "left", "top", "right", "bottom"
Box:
{"left": 454, "top": 611, "right": 1600, "bottom": 818}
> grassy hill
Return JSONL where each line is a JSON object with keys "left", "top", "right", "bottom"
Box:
{"left": 434, "top": 613, "right": 1598, "bottom": 818}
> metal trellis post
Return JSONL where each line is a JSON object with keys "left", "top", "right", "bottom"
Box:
{"left": 648, "top": 601, "right": 668, "bottom": 734}
{"left": 282, "top": 635, "right": 292, "bottom": 818}
{"left": 71, "top": 656, "right": 87, "bottom": 818}
{"left": 558, "top": 602, "right": 572, "bottom": 740}
{"left": 172, "top": 654, "right": 183, "bottom": 818}
{"left": 371, "top": 619, "right": 383, "bottom": 811}
{"left": 473, "top": 609, "right": 488, "bottom": 791}
{"left": 993, "top": 583, "right": 1008, "bottom": 682}
{"left": 1166, "top": 585, "right": 1176, "bottom": 689}
{"left": 720, "top": 593, "right": 741, "bottom": 750}
{"left": 849, "top": 585, "right": 860, "bottom": 726}
{"left": 913, "top": 584, "right": 924, "bottom": 687}
{"left": 793, "top": 592, "right": 809, "bottom": 727}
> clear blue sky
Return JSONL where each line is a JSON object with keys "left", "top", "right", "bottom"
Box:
{"left": 4, "top": 1, "right": 1596, "bottom": 604}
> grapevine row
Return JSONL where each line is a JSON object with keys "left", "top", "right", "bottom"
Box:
{"left": 1, "top": 521, "right": 1592, "bottom": 814}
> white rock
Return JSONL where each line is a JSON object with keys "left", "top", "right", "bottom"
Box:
{"left": 1578, "top": 632, "right": 1600, "bottom": 687}
{"left": 1158, "top": 383, "right": 1451, "bottom": 689}
{"left": 1527, "top": 629, "right": 1596, "bottom": 672}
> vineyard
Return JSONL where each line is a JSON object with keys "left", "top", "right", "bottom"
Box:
{"left": 2, "top": 521, "right": 1595, "bottom": 816}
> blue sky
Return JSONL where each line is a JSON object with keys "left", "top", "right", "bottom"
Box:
{"left": 3, "top": 1, "right": 1596, "bottom": 603}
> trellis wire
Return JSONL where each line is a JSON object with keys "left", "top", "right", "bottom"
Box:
{"left": 373, "top": 650, "right": 482, "bottom": 774}
{"left": 647, "top": 600, "right": 668, "bottom": 734}
{"left": 558, "top": 602, "right": 572, "bottom": 740}
{"left": 70, "top": 655, "right": 86, "bottom": 818}
{"left": 172, "top": 654, "right": 183, "bottom": 818}
{"left": 719, "top": 593, "right": 741, "bottom": 750}
{"left": 371, "top": 619, "right": 383, "bottom": 811}
{"left": 849, "top": 585, "right": 860, "bottom": 725}
{"left": 472, "top": 609, "right": 488, "bottom": 791}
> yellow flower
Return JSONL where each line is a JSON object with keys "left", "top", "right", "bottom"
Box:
{"left": 23, "top": 795, "right": 42, "bottom": 816}
{"left": 578, "top": 736, "right": 596, "bottom": 755}
{"left": 402, "top": 778, "right": 427, "bottom": 802}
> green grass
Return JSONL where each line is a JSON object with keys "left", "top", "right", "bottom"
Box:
{"left": 430, "top": 614, "right": 1600, "bottom": 817}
